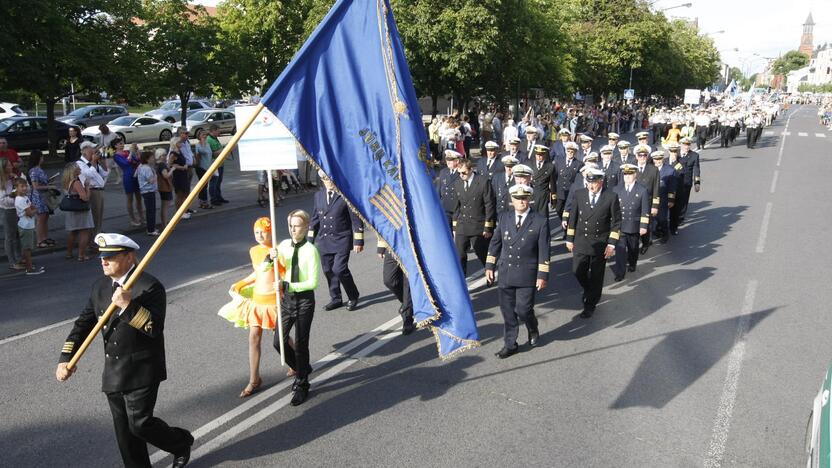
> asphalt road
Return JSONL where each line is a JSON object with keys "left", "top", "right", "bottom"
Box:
{"left": 1, "top": 106, "right": 829, "bottom": 467}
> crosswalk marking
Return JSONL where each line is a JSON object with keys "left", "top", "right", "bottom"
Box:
{"left": 782, "top": 131, "right": 791, "bottom": 136}
{"left": 798, "top": 132, "right": 808, "bottom": 137}
{"left": 764, "top": 131, "right": 774, "bottom": 136}
{"left": 816, "top": 133, "right": 827, "bottom": 138}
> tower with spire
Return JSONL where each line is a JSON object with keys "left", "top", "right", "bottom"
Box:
{"left": 799, "top": 12, "right": 815, "bottom": 58}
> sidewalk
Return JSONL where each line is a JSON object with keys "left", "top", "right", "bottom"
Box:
{"left": 0, "top": 148, "right": 312, "bottom": 263}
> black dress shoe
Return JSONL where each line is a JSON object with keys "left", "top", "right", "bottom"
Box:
{"left": 614, "top": 275, "right": 624, "bottom": 282}
{"left": 528, "top": 331, "right": 539, "bottom": 348}
{"left": 579, "top": 307, "right": 595, "bottom": 319}
{"left": 627, "top": 265, "right": 636, "bottom": 272}
{"left": 639, "top": 245, "right": 649, "bottom": 255}
{"left": 290, "top": 386, "right": 309, "bottom": 406}
{"left": 402, "top": 322, "right": 416, "bottom": 336}
{"left": 670, "top": 229, "right": 679, "bottom": 235}
{"left": 323, "top": 300, "right": 343, "bottom": 311}
{"left": 172, "top": 446, "right": 191, "bottom": 468}
{"left": 495, "top": 346, "right": 518, "bottom": 359}
{"left": 346, "top": 299, "right": 359, "bottom": 311}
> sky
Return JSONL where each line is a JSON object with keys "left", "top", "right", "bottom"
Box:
{"left": 196, "top": 0, "right": 832, "bottom": 75}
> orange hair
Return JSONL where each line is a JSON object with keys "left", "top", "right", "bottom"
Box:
{"left": 253, "top": 217, "right": 272, "bottom": 233}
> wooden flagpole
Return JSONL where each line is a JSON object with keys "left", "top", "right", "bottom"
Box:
{"left": 67, "top": 103, "right": 267, "bottom": 371}
{"left": 267, "top": 170, "right": 286, "bottom": 366}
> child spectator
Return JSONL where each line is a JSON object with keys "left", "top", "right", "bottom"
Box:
{"left": 155, "top": 148, "right": 174, "bottom": 227}
{"left": 14, "top": 178, "right": 44, "bottom": 275}
{"left": 136, "top": 151, "right": 159, "bottom": 236}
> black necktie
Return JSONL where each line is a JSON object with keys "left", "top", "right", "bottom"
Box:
{"left": 537, "top": 162, "right": 542, "bottom": 170}
{"left": 590, "top": 194, "right": 597, "bottom": 208}
{"left": 327, "top": 191, "right": 333, "bottom": 205}
{"left": 112, "top": 282, "right": 120, "bottom": 293}
{"left": 516, "top": 215, "right": 522, "bottom": 229}
{"left": 291, "top": 239, "right": 306, "bottom": 283}
{"left": 487, "top": 159, "right": 493, "bottom": 169}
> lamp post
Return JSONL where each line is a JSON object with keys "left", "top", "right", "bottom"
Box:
{"left": 658, "top": 2, "right": 693, "bottom": 12}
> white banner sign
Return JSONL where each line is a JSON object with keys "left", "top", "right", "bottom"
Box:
{"left": 235, "top": 105, "right": 297, "bottom": 171}
{"left": 683, "top": 89, "right": 701, "bottom": 105}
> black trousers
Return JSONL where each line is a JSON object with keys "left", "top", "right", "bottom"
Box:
{"left": 611, "top": 232, "right": 639, "bottom": 277}
{"left": 274, "top": 291, "right": 315, "bottom": 387}
{"left": 720, "top": 125, "right": 731, "bottom": 147}
{"left": 454, "top": 232, "right": 489, "bottom": 275}
{"left": 654, "top": 200, "right": 670, "bottom": 237}
{"left": 320, "top": 250, "right": 359, "bottom": 302}
{"left": 746, "top": 127, "right": 758, "bottom": 148}
{"left": 383, "top": 254, "right": 413, "bottom": 326}
{"left": 498, "top": 285, "right": 538, "bottom": 348}
{"left": 573, "top": 251, "right": 606, "bottom": 309}
{"left": 106, "top": 383, "right": 192, "bottom": 468}
{"left": 671, "top": 183, "right": 694, "bottom": 230}
{"left": 695, "top": 125, "right": 708, "bottom": 149}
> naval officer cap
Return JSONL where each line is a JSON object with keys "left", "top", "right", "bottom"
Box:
{"left": 634, "top": 144, "right": 651, "bottom": 155}
{"left": 95, "top": 233, "right": 140, "bottom": 258}
{"left": 665, "top": 141, "right": 680, "bottom": 151}
{"left": 533, "top": 144, "right": 549, "bottom": 154}
{"left": 600, "top": 145, "right": 614, "bottom": 154}
{"left": 579, "top": 134, "right": 593, "bottom": 142}
{"left": 509, "top": 184, "right": 533, "bottom": 199}
{"left": 512, "top": 164, "right": 533, "bottom": 177}
{"left": 650, "top": 150, "right": 666, "bottom": 160}
{"left": 620, "top": 163, "right": 638, "bottom": 174}
{"left": 607, "top": 132, "right": 620, "bottom": 140}
{"left": 680, "top": 136, "right": 693, "bottom": 145}
{"left": 484, "top": 140, "right": 500, "bottom": 149}
{"left": 509, "top": 137, "right": 521, "bottom": 144}
{"left": 525, "top": 126, "right": 539, "bottom": 134}
{"left": 583, "top": 152, "right": 599, "bottom": 162}
{"left": 617, "top": 140, "right": 631, "bottom": 148}
{"left": 565, "top": 141, "right": 579, "bottom": 150}
{"left": 580, "top": 162, "right": 599, "bottom": 173}
{"left": 636, "top": 131, "right": 649, "bottom": 139}
{"left": 501, "top": 155, "right": 519, "bottom": 167}
{"left": 584, "top": 167, "right": 605, "bottom": 181}
{"left": 558, "top": 128, "right": 572, "bottom": 136}
{"left": 444, "top": 149, "right": 462, "bottom": 160}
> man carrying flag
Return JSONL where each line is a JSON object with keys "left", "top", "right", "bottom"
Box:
{"left": 260, "top": 0, "right": 478, "bottom": 357}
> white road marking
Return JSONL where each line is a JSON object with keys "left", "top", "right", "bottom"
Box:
{"left": 703, "top": 280, "right": 758, "bottom": 468}
{"left": 816, "top": 133, "right": 827, "bottom": 138}
{"left": 149, "top": 315, "right": 403, "bottom": 465}
{"left": 776, "top": 114, "right": 792, "bottom": 167}
{"left": 0, "top": 264, "right": 250, "bottom": 346}
{"left": 782, "top": 131, "right": 791, "bottom": 136}
{"left": 799, "top": 132, "right": 808, "bottom": 137}
{"left": 755, "top": 202, "right": 773, "bottom": 254}
{"left": 769, "top": 171, "right": 778, "bottom": 194}
{"left": 185, "top": 329, "right": 400, "bottom": 465}
{"left": 764, "top": 131, "right": 773, "bottom": 136}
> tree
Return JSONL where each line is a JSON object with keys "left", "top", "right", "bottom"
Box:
{"left": 215, "top": 0, "right": 312, "bottom": 97}
{"left": 0, "top": 0, "right": 144, "bottom": 157}
{"left": 140, "top": 0, "right": 219, "bottom": 124}
{"left": 729, "top": 67, "right": 744, "bottom": 83}
{"left": 772, "top": 51, "right": 809, "bottom": 76}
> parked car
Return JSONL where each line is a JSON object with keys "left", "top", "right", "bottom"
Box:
{"left": 145, "top": 100, "right": 213, "bottom": 123}
{"left": 0, "top": 116, "right": 79, "bottom": 151}
{"left": 805, "top": 362, "right": 831, "bottom": 468}
{"left": 0, "top": 102, "right": 27, "bottom": 120}
{"left": 81, "top": 115, "right": 173, "bottom": 144}
{"left": 174, "top": 109, "right": 236, "bottom": 136}
{"left": 56, "top": 105, "right": 128, "bottom": 129}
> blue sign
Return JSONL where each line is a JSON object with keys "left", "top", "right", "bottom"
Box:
{"left": 624, "top": 89, "right": 635, "bottom": 100}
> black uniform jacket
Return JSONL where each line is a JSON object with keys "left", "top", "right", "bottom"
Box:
{"left": 530, "top": 160, "right": 555, "bottom": 207}
{"left": 491, "top": 172, "right": 514, "bottom": 214}
{"left": 565, "top": 188, "right": 622, "bottom": 256}
{"left": 476, "top": 156, "right": 504, "bottom": 180}
{"left": 600, "top": 160, "right": 621, "bottom": 190}
{"left": 676, "top": 150, "right": 701, "bottom": 186}
{"left": 552, "top": 155, "right": 584, "bottom": 201}
{"left": 309, "top": 189, "right": 364, "bottom": 254}
{"left": 453, "top": 174, "right": 496, "bottom": 236}
{"left": 60, "top": 270, "right": 167, "bottom": 393}
{"left": 613, "top": 182, "right": 650, "bottom": 234}
{"left": 635, "top": 164, "right": 661, "bottom": 210}
{"left": 436, "top": 167, "right": 459, "bottom": 213}
{"left": 486, "top": 210, "right": 550, "bottom": 287}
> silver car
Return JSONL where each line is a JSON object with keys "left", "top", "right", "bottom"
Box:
{"left": 176, "top": 109, "right": 236, "bottom": 136}
{"left": 145, "top": 100, "right": 213, "bottom": 123}
{"left": 57, "top": 105, "right": 128, "bottom": 129}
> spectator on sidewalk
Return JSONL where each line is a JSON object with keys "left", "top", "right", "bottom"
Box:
{"left": 98, "top": 125, "right": 119, "bottom": 185}
{"left": 155, "top": 148, "right": 174, "bottom": 227}
{"left": 77, "top": 141, "right": 108, "bottom": 238}
{"left": 27, "top": 150, "right": 55, "bottom": 248}
{"left": 62, "top": 163, "right": 93, "bottom": 262}
{"left": 207, "top": 125, "right": 230, "bottom": 204}
{"left": 171, "top": 127, "right": 196, "bottom": 215}
{"left": 194, "top": 129, "right": 217, "bottom": 210}
{"left": 0, "top": 137, "right": 23, "bottom": 176}
{"left": 168, "top": 142, "right": 191, "bottom": 219}
{"left": 14, "top": 178, "right": 44, "bottom": 275}
{"left": 112, "top": 140, "right": 144, "bottom": 227}
{"left": 64, "top": 127, "right": 82, "bottom": 163}
{"left": 136, "top": 151, "right": 159, "bottom": 236}
{"left": 1, "top": 159, "right": 23, "bottom": 270}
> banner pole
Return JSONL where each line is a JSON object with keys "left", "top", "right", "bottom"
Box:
{"left": 267, "top": 170, "right": 286, "bottom": 366}
{"left": 67, "top": 103, "right": 267, "bottom": 371}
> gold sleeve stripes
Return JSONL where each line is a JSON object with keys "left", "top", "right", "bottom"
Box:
{"left": 566, "top": 228, "right": 575, "bottom": 236}
{"left": 668, "top": 193, "right": 675, "bottom": 199}
{"left": 353, "top": 232, "right": 364, "bottom": 240}
{"left": 640, "top": 216, "right": 649, "bottom": 224}
{"left": 61, "top": 341, "right": 75, "bottom": 354}
{"left": 128, "top": 307, "right": 153, "bottom": 333}
{"left": 538, "top": 263, "right": 550, "bottom": 272}
{"left": 652, "top": 197, "right": 660, "bottom": 204}
{"left": 378, "top": 239, "right": 388, "bottom": 249}
{"left": 486, "top": 255, "right": 497, "bottom": 264}
{"left": 484, "top": 221, "right": 496, "bottom": 228}
{"left": 609, "top": 231, "right": 620, "bottom": 240}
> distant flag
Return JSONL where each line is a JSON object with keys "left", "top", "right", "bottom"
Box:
{"left": 261, "top": 0, "right": 479, "bottom": 358}
{"left": 726, "top": 80, "right": 739, "bottom": 97}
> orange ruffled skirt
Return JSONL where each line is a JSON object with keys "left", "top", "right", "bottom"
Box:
{"left": 218, "top": 285, "right": 277, "bottom": 330}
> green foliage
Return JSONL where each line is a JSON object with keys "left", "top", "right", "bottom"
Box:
{"left": 798, "top": 83, "right": 832, "bottom": 93}
{"left": 729, "top": 67, "right": 744, "bottom": 83}
{"left": 139, "top": 0, "right": 220, "bottom": 124}
{"left": 772, "top": 51, "right": 810, "bottom": 76}
{"left": 741, "top": 73, "right": 758, "bottom": 91}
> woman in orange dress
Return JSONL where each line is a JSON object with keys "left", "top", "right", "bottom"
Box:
{"left": 219, "top": 217, "right": 293, "bottom": 397}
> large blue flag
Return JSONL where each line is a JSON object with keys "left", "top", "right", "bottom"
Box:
{"left": 261, "top": 0, "right": 479, "bottom": 358}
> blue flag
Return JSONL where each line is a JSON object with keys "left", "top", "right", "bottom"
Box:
{"left": 261, "top": 0, "right": 479, "bottom": 358}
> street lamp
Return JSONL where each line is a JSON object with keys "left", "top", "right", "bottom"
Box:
{"left": 702, "top": 30, "right": 725, "bottom": 36}
{"left": 659, "top": 2, "right": 693, "bottom": 12}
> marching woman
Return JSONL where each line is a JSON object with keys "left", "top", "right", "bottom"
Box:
{"left": 219, "top": 217, "right": 294, "bottom": 398}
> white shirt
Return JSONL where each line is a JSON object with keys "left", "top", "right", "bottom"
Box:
{"left": 77, "top": 156, "right": 108, "bottom": 188}
{"left": 514, "top": 209, "right": 528, "bottom": 227}
{"left": 172, "top": 137, "right": 195, "bottom": 166}
{"left": 15, "top": 195, "right": 35, "bottom": 229}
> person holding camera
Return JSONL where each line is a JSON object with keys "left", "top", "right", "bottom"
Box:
{"left": 76, "top": 141, "right": 108, "bottom": 239}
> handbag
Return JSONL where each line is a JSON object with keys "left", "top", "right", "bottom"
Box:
{"left": 59, "top": 193, "right": 90, "bottom": 212}
{"left": 42, "top": 188, "right": 61, "bottom": 212}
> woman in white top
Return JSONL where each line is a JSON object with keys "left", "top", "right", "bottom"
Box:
{"left": 502, "top": 119, "right": 518, "bottom": 150}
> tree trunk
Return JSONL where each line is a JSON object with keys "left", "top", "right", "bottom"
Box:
{"left": 46, "top": 98, "right": 58, "bottom": 159}
{"left": 431, "top": 95, "right": 438, "bottom": 118}
{"left": 179, "top": 91, "right": 191, "bottom": 128}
